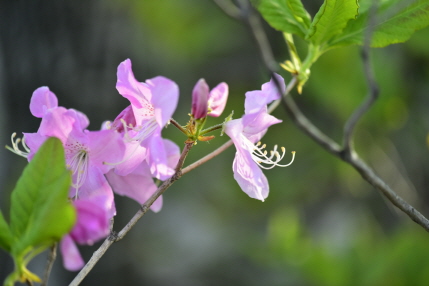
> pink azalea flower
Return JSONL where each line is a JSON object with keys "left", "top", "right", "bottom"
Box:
{"left": 9, "top": 87, "right": 125, "bottom": 270}
{"left": 224, "top": 74, "right": 295, "bottom": 201}
{"left": 112, "top": 59, "right": 179, "bottom": 180}
{"left": 106, "top": 139, "right": 180, "bottom": 212}
{"left": 191, "top": 78, "right": 228, "bottom": 119}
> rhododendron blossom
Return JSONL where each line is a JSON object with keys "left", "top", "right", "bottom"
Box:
{"left": 111, "top": 59, "right": 179, "bottom": 180}
{"left": 224, "top": 74, "right": 295, "bottom": 201}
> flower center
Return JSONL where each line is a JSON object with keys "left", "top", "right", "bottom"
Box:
{"left": 251, "top": 141, "right": 295, "bottom": 170}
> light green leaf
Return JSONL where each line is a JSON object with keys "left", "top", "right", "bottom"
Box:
{"left": 0, "top": 210, "right": 12, "bottom": 252}
{"left": 306, "top": 0, "right": 359, "bottom": 45}
{"left": 329, "top": 0, "right": 429, "bottom": 48}
{"left": 9, "top": 137, "right": 75, "bottom": 255}
{"left": 254, "top": 0, "right": 312, "bottom": 38}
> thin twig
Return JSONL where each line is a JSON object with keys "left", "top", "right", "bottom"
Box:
{"left": 69, "top": 142, "right": 194, "bottom": 286}
{"left": 342, "top": 3, "right": 379, "bottom": 152}
{"left": 213, "top": 0, "right": 242, "bottom": 19}
{"left": 233, "top": 0, "right": 429, "bottom": 232}
{"left": 41, "top": 243, "right": 57, "bottom": 286}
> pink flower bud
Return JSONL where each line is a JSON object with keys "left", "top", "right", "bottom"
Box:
{"left": 191, "top": 78, "right": 209, "bottom": 119}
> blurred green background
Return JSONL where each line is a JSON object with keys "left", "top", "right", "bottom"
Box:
{"left": 1, "top": 0, "right": 429, "bottom": 285}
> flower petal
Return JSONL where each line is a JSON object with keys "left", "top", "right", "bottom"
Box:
{"left": 72, "top": 165, "right": 116, "bottom": 218}
{"left": 242, "top": 110, "right": 282, "bottom": 143}
{"left": 116, "top": 59, "right": 151, "bottom": 109}
{"left": 261, "top": 73, "right": 285, "bottom": 102}
{"left": 30, "top": 87, "right": 58, "bottom": 118}
{"left": 146, "top": 132, "right": 175, "bottom": 180}
{"left": 69, "top": 199, "right": 110, "bottom": 245}
{"left": 60, "top": 235, "right": 84, "bottom": 271}
{"left": 106, "top": 163, "right": 163, "bottom": 212}
{"left": 148, "top": 76, "right": 179, "bottom": 127}
{"left": 208, "top": 82, "right": 228, "bottom": 117}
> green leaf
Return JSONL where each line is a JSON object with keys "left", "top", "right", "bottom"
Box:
{"left": 329, "top": 0, "right": 429, "bottom": 48}
{"left": 306, "top": 0, "right": 359, "bottom": 45}
{"left": 9, "top": 137, "right": 75, "bottom": 255}
{"left": 254, "top": 0, "right": 312, "bottom": 38}
{"left": 0, "top": 210, "right": 12, "bottom": 252}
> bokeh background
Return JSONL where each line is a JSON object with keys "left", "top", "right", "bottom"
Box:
{"left": 1, "top": 0, "right": 429, "bottom": 285}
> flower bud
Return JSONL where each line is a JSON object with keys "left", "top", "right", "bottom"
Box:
{"left": 207, "top": 82, "right": 228, "bottom": 117}
{"left": 191, "top": 78, "right": 209, "bottom": 119}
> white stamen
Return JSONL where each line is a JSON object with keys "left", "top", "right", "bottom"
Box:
{"left": 251, "top": 141, "right": 295, "bottom": 170}
{"left": 67, "top": 150, "right": 89, "bottom": 199}
{"left": 6, "top": 133, "right": 30, "bottom": 158}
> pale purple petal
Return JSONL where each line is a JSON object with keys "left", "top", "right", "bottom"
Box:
{"left": 148, "top": 76, "right": 179, "bottom": 127}
{"left": 30, "top": 87, "right": 58, "bottom": 118}
{"left": 208, "top": 82, "right": 228, "bottom": 117}
{"left": 68, "top": 109, "right": 90, "bottom": 131}
{"left": 116, "top": 59, "right": 151, "bottom": 109}
{"left": 242, "top": 110, "right": 282, "bottom": 143}
{"left": 106, "top": 163, "right": 163, "bottom": 212}
{"left": 147, "top": 132, "right": 175, "bottom": 180}
{"left": 60, "top": 235, "right": 84, "bottom": 271}
{"left": 164, "top": 139, "right": 180, "bottom": 169}
{"left": 232, "top": 149, "right": 269, "bottom": 201}
{"left": 192, "top": 79, "right": 209, "bottom": 119}
{"left": 37, "top": 107, "right": 75, "bottom": 143}
{"left": 113, "top": 140, "right": 147, "bottom": 176}
{"left": 86, "top": 129, "right": 125, "bottom": 174}
{"left": 69, "top": 199, "right": 110, "bottom": 245}
{"left": 261, "top": 73, "right": 285, "bottom": 102}
{"left": 73, "top": 166, "right": 116, "bottom": 218}
{"left": 23, "top": 132, "right": 47, "bottom": 161}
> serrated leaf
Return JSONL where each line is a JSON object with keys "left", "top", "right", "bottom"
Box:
{"left": 9, "top": 137, "right": 75, "bottom": 255}
{"left": 306, "top": 0, "right": 359, "bottom": 45}
{"left": 254, "top": 0, "right": 312, "bottom": 38}
{"left": 0, "top": 210, "right": 12, "bottom": 252}
{"left": 329, "top": 0, "right": 429, "bottom": 48}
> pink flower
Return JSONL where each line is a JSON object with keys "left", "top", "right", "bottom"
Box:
{"left": 224, "top": 74, "right": 294, "bottom": 201}
{"left": 106, "top": 139, "right": 180, "bottom": 212}
{"left": 191, "top": 79, "right": 228, "bottom": 119}
{"left": 9, "top": 87, "right": 125, "bottom": 271}
{"left": 112, "top": 59, "right": 179, "bottom": 180}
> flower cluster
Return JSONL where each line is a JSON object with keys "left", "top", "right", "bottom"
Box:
{"left": 8, "top": 59, "right": 294, "bottom": 271}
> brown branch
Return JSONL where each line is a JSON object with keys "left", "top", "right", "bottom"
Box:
{"left": 69, "top": 142, "right": 194, "bottom": 286}
{"left": 231, "top": 0, "right": 429, "bottom": 232}
{"left": 41, "top": 243, "right": 57, "bottom": 286}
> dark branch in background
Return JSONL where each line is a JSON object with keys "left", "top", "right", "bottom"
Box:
{"left": 215, "top": 0, "right": 429, "bottom": 232}
{"left": 42, "top": 243, "right": 57, "bottom": 286}
{"left": 342, "top": 3, "right": 379, "bottom": 152}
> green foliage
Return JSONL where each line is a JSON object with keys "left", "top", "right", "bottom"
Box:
{"left": 329, "top": 0, "right": 429, "bottom": 48}
{"left": 2, "top": 137, "right": 75, "bottom": 285}
{"left": 307, "top": 0, "right": 359, "bottom": 46}
{"left": 0, "top": 211, "right": 12, "bottom": 252}
{"left": 253, "top": 0, "right": 311, "bottom": 38}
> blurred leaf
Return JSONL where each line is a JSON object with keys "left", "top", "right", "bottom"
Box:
{"left": 306, "top": 0, "right": 359, "bottom": 46}
{"left": 329, "top": 0, "right": 429, "bottom": 48}
{"left": 253, "top": 0, "right": 311, "bottom": 38}
{"left": 10, "top": 137, "right": 75, "bottom": 255}
{"left": 0, "top": 210, "right": 12, "bottom": 252}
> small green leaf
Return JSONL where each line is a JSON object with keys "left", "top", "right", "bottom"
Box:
{"left": 254, "top": 0, "right": 312, "bottom": 38}
{"left": 0, "top": 210, "right": 12, "bottom": 252}
{"left": 9, "top": 137, "right": 75, "bottom": 255}
{"left": 306, "top": 0, "right": 359, "bottom": 45}
{"left": 329, "top": 0, "right": 429, "bottom": 48}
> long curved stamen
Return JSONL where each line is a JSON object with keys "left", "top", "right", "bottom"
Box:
{"left": 6, "top": 133, "right": 30, "bottom": 158}
{"left": 252, "top": 141, "right": 296, "bottom": 170}
{"left": 67, "top": 150, "right": 89, "bottom": 198}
